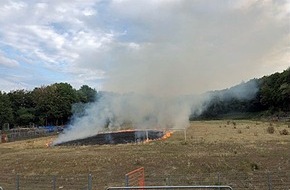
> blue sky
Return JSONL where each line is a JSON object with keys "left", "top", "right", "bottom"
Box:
{"left": 0, "top": 0, "right": 289, "bottom": 95}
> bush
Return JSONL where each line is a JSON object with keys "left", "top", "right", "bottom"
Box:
{"left": 250, "top": 163, "right": 259, "bottom": 171}
{"left": 267, "top": 126, "right": 275, "bottom": 134}
{"left": 279, "top": 129, "right": 289, "bottom": 135}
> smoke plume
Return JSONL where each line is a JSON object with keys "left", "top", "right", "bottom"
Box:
{"left": 54, "top": 80, "right": 258, "bottom": 145}
{"left": 53, "top": 0, "right": 288, "bottom": 144}
{"left": 53, "top": 92, "right": 206, "bottom": 144}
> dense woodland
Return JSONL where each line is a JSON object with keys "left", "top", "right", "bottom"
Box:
{"left": 0, "top": 68, "right": 289, "bottom": 129}
{"left": 194, "top": 68, "right": 290, "bottom": 119}
{"left": 0, "top": 84, "right": 97, "bottom": 128}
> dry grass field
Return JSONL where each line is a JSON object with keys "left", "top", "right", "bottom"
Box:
{"left": 0, "top": 120, "right": 290, "bottom": 189}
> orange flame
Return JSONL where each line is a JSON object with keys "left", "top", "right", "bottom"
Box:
{"left": 45, "top": 138, "right": 53, "bottom": 147}
{"left": 162, "top": 131, "right": 173, "bottom": 139}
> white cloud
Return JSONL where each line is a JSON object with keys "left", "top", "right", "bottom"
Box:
{"left": 96, "top": 0, "right": 290, "bottom": 95}
{"left": 3, "top": 1, "right": 27, "bottom": 11}
{"left": 0, "top": 54, "right": 19, "bottom": 67}
{"left": 0, "top": 0, "right": 289, "bottom": 94}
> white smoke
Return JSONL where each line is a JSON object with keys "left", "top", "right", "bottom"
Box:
{"left": 53, "top": 92, "right": 207, "bottom": 145}
{"left": 52, "top": 0, "right": 287, "bottom": 144}
{"left": 53, "top": 81, "right": 259, "bottom": 145}
{"left": 208, "top": 79, "right": 259, "bottom": 101}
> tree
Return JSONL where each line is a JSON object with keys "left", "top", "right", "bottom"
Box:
{"left": 32, "top": 85, "right": 54, "bottom": 125}
{"left": 77, "top": 85, "right": 97, "bottom": 103}
{"left": 260, "top": 69, "right": 290, "bottom": 112}
{"left": 17, "top": 107, "right": 35, "bottom": 126}
{"left": 8, "top": 90, "right": 35, "bottom": 126}
{"left": 53, "top": 83, "right": 78, "bottom": 125}
{"left": 0, "top": 91, "right": 13, "bottom": 129}
{"left": 193, "top": 69, "right": 290, "bottom": 119}
{"left": 32, "top": 83, "right": 78, "bottom": 125}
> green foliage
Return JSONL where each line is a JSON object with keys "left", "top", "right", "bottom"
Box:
{"left": 260, "top": 68, "right": 290, "bottom": 112}
{"left": 8, "top": 90, "right": 35, "bottom": 126}
{"left": 193, "top": 68, "right": 290, "bottom": 120}
{"left": 0, "top": 83, "right": 97, "bottom": 127}
{"left": 32, "top": 83, "right": 79, "bottom": 126}
{"left": 17, "top": 107, "right": 35, "bottom": 126}
{"left": 0, "top": 68, "right": 288, "bottom": 127}
{"left": 0, "top": 91, "right": 14, "bottom": 128}
{"left": 77, "top": 85, "right": 97, "bottom": 103}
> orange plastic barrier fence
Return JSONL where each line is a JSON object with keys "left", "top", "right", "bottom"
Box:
{"left": 125, "top": 167, "right": 145, "bottom": 187}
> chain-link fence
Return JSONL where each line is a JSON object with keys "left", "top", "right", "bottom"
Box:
{"left": 0, "top": 174, "right": 93, "bottom": 190}
{"left": 0, "top": 170, "right": 289, "bottom": 190}
{"left": 107, "top": 186, "right": 234, "bottom": 190}
{"left": 145, "top": 171, "right": 290, "bottom": 190}
{"left": 1, "top": 129, "right": 59, "bottom": 143}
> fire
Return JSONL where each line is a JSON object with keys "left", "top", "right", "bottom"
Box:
{"left": 162, "top": 131, "right": 173, "bottom": 139}
{"left": 143, "top": 130, "right": 173, "bottom": 144}
{"left": 45, "top": 138, "right": 53, "bottom": 147}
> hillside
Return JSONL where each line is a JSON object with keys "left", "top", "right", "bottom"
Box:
{"left": 194, "top": 68, "right": 290, "bottom": 119}
{"left": 0, "top": 69, "right": 289, "bottom": 129}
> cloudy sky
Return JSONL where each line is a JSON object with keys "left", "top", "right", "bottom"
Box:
{"left": 0, "top": 0, "right": 289, "bottom": 95}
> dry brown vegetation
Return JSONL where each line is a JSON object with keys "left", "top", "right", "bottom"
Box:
{"left": 0, "top": 120, "right": 290, "bottom": 189}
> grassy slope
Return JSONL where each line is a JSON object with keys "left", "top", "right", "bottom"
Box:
{"left": 0, "top": 120, "right": 289, "bottom": 189}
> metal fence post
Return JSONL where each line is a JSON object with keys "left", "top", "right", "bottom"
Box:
{"left": 125, "top": 174, "right": 129, "bottom": 187}
{"left": 267, "top": 172, "right": 272, "bottom": 190}
{"left": 52, "top": 176, "right": 56, "bottom": 190}
{"left": 88, "top": 174, "right": 92, "bottom": 190}
{"left": 184, "top": 128, "right": 187, "bottom": 142}
{"left": 165, "top": 177, "right": 170, "bottom": 186}
{"left": 16, "top": 175, "right": 20, "bottom": 190}
{"left": 217, "top": 172, "right": 221, "bottom": 190}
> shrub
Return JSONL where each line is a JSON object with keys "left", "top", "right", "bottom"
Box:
{"left": 267, "top": 126, "right": 275, "bottom": 134}
{"left": 279, "top": 129, "right": 289, "bottom": 135}
{"left": 250, "top": 163, "right": 259, "bottom": 171}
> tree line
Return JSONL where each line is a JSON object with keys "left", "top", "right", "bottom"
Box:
{"left": 0, "top": 83, "right": 97, "bottom": 129}
{"left": 0, "top": 68, "right": 289, "bottom": 128}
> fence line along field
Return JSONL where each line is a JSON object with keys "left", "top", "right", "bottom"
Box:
{"left": 0, "top": 120, "right": 289, "bottom": 189}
